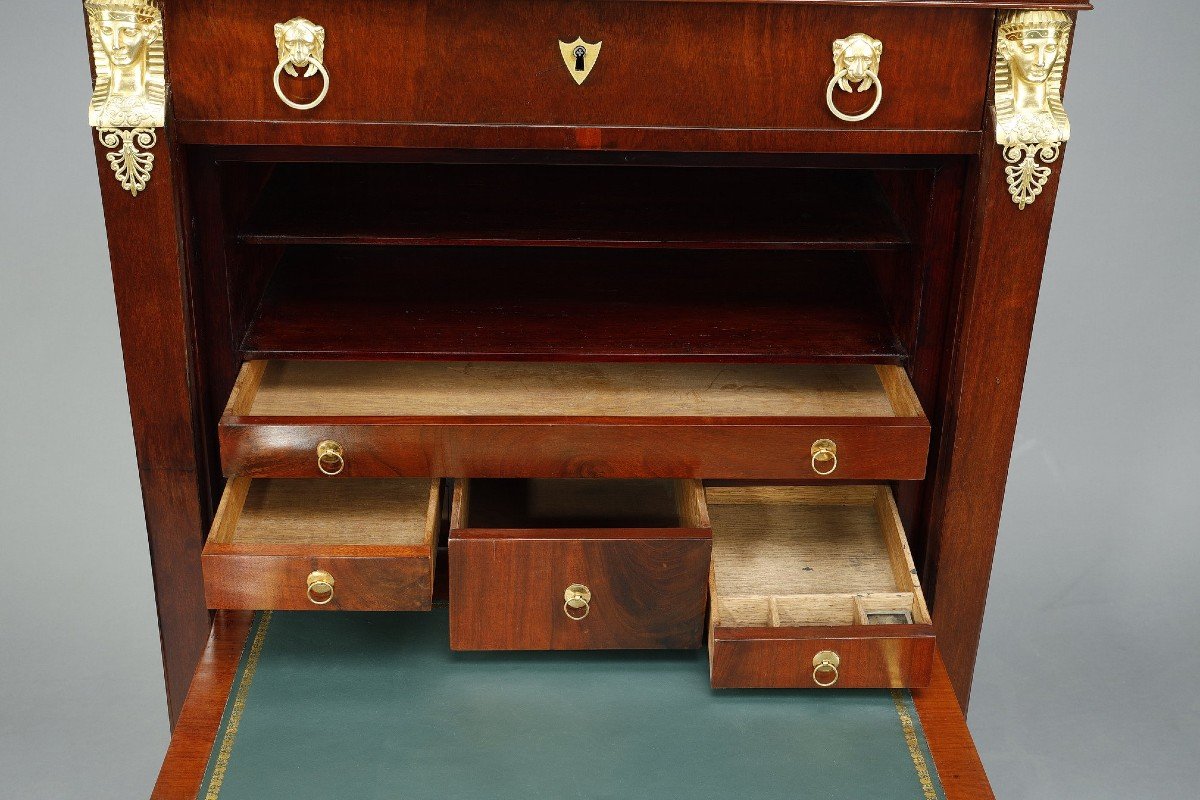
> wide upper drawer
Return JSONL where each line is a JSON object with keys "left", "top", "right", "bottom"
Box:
{"left": 219, "top": 360, "right": 931, "bottom": 480}
{"left": 202, "top": 477, "right": 440, "bottom": 610}
{"left": 165, "top": 0, "right": 992, "bottom": 132}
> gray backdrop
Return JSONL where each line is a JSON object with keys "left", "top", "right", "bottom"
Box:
{"left": 2, "top": 3, "right": 1196, "bottom": 798}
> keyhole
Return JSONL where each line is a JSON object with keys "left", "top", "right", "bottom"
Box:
{"left": 574, "top": 46, "right": 587, "bottom": 71}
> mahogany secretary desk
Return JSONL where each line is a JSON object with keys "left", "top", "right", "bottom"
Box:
{"left": 83, "top": 1, "right": 1089, "bottom": 796}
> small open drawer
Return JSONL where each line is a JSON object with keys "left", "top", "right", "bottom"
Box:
{"left": 707, "top": 485, "right": 933, "bottom": 689}
{"left": 202, "top": 478, "right": 439, "bottom": 611}
{"left": 449, "top": 479, "right": 711, "bottom": 650}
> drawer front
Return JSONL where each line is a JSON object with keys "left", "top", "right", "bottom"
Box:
{"left": 202, "top": 478, "right": 439, "bottom": 611}
{"left": 710, "top": 626, "right": 935, "bottom": 690}
{"left": 449, "top": 533, "right": 711, "bottom": 650}
{"left": 166, "top": 0, "right": 991, "bottom": 131}
{"left": 203, "top": 552, "right": 434, "bottom": 612}
{"left": 222, "top": 421, "right": 930, "bottom": 480}
{"left": 220, "top": 361, "right": 931, "bottom": 481}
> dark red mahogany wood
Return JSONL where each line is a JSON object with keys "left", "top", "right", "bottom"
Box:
{"left": 924, "top": 109, "right": 1068, "bottom": 708}
{"left": 710, "top": 623, "right": 935, "bottom": 689}
{"left": 238, "top": 164, "right": 909, "bottom": 250}
{"left": 164, "top": 1, "right": 994, "bottom": 131}
{"left": 242, "top": 249, "right": 907, "bottom": 363}
{"left": 83, "top": 0, "right": 1089, "bottom": 741}
{"left": 92, "top": 126, "right": 211, "bottom": 725}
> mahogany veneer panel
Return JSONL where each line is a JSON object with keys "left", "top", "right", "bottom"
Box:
{"left": 219, "top": 360, "right": 930, "bottom": 479}
{"left": 449, "top": 478, "right": 711, "bottom": 649}
{"left": 202, "top": 477, "right": 440, "bottom": 611}
{"left": 708, "top": 485, "right": 934, "bottom": 688}
{"left": 240, "top": 165, "right": 908, "bottom": 250}
{"left": 242, "top": 249, "right": 905, "bottom": 363}
{"left": 166, "top": 1, "right": 992, "bottom": 131}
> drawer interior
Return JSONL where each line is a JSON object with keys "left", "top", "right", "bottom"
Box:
{"left": 230, "top": 361, "right": 921, "bottom": 421}
{"left": 202, "top": 477, "right": 440, "bottom": 611}
{"left": 210, "top": 478, "right": 437, "bottom": 549}
{"left": 454, "top": 478, "right": 709, "bottom": 531}
{"left": 707, "top": 485, "right": 930, "bottom": 629}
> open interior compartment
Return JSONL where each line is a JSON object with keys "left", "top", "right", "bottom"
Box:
{"left": 236, "top": 162, "right": 909, "bottom": 250}
{"left": 239, "top": 247, "right": 904, "bottom": 362}
{"left": 456, "top": 478, "right": 707, "bottom": 530}
{"left": 210, "top": 478, "right": 437, "bottom": 548}
{"left": 187, "top": 154, "right": 947, "bottom": 367}
{"left": 707, "top": 485, "right": 930, "bottom": 629}
{"left": 233, "top": 361, "right": 920, "bottom": 419}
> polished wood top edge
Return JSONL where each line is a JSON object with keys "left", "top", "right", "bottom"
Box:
{"left": 152, "top": 620, "right": 987, "bottom": 800}
{"left": 224, "top": 414, "right": 929, "bottom": 428}
{"left": 172, "top": 121, "right": 983, "bottom": 155}
{"left": 150, "top": 612, "right": 253, "bottom": 800}
{"left": 203, "top": 542, "right": 435, "bottom": 558}
{"left": 240, "top": 353, "right": 910, "bottom": 365}
{"left": 912, "top": 651, "right": 995, "bottom": 799}
{"left": 450, "top": 527, "right": 714, "bottom": 541}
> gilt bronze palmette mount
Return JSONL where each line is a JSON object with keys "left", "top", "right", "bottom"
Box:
{"left": 85, "top": 0, "right": 165, "bottom": 196}
{"left": 994, "top": 9, "right": 1073, "bottom": 210}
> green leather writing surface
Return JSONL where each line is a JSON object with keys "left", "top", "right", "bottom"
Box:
{"left": 200, "top": 611, "right": 943, "bottom": 800}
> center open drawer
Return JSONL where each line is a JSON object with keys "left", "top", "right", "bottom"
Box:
{"left": 707, "top": 485, "right": 934, "bottom": 689}
{"left": 202, "top": 477, "right": 440, "bottom": 611}
{"left": 449, "top": 478, "right": 712, "bottom": 650}
{"left": 219, "top": 361, "right": 929, "bottom": 480}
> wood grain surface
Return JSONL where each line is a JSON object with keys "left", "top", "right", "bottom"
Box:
{"left": 219, "top": 361, "right": 930, "bottom": 479}
{"left": 239, "top": 164, "right": 909, "bottom": 250}
{"left": 164, "top": 1, "right": 992, "bottom": 131}
{"left": 924, "top": 107, "right": 1069, "bottom": 707}
{"left": 449, "top": 478, "right": 711, "bottom": 649}
{"left": 202, "top": 478, "right": 440, "bottom": 610}
{"left": 90, "top": 107, "right": 211, "bottom": 724}
{"left": 241, "top": 249, "right": 908, "bottom": 364}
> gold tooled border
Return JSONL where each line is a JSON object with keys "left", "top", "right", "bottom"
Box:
{"left": 892, "top": 689, "right": 938, "bottom": 800}
{"left": 199, "top": 617, "right": 932, "bottom": 799}
{"left": 204, "top": 612, "right": 273, "bottom": 800}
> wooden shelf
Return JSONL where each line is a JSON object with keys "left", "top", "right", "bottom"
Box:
{"left": 240, "top": 248, "right": 905, "bottom": 363}
{"left": 238, "top": 164, "right": 908, "bottom": 251}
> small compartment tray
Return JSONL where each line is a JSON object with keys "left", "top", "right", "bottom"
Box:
{"left": 707, "top": 485, "right": 934, "bottom": 689}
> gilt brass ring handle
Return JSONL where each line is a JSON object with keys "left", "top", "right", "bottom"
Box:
{"left": 273, "top": 18, "right": 330, "bottom": 111}
{"left": 306, "top": 570, "right": 335, "bottom": 605}
{"left": 826, "top": 33, "right": 884, "bottom": 123}
{"left": 811, "top": 439, "right": 838, "bottom": 476}
{"left": 317, "top": 440, "right": 345, "bottom": 476}
{"left": 812, "top": 650, "right": 841, "bottom": 687}
{"left": 564, "top": 584, "right": 592, "bottom": 621}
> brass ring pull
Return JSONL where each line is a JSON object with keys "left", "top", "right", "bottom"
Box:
{"left": 826, "top": 33, "right": 884, "bottom": 123}
{"left": 812, "top": 650, "right": 841, "bottom": 687}
{"left": 273, "top": 18, "right": 330, "bottom": 111}
{"left": 306, "top": 570, "right": 335, "bottom": 605}
{"left": 564, "top": 584, "right": 592, "bottom": 621}
{"left": 826, "top": 68, "right": 882, "bottom": 122}
{"left": 811, "top": 439, "right": 838, "bottom": 476}
{"left": 317, "top": 440, "right": 344, "bottom": 476}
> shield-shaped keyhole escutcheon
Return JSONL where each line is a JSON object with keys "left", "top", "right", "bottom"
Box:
{"left": 559, "top": 37, "right": 602, "bottom": 85}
